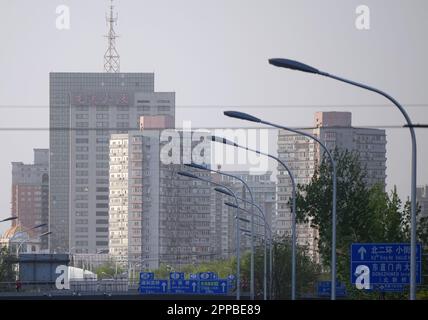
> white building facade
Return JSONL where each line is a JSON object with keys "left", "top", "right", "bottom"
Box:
{"left": 109, "top": 116, "right": 212, "bottom": 270}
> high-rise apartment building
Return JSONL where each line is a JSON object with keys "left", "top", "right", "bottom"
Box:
{"left": 276, "top": 111, "right": 387, "bottom": 261}
{"left": 109, "top": 116, "right": 212, "bottom": 270}
{"left": 49, "top": 72, "right": 174, "bottom": 253}
{"left": 11, "top": 149, "right": 49, "bottom": 249}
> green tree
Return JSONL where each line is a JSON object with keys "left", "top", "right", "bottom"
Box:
{"left": 94, "top": 260, "right": 123, "bottom": 279}
{"left": 295, "top": 150, "right": 372, "bottom": 277}
{"left": 153, "top": 259, "right": 235, "bottom": 279}
{"left": 265, "top": 236, "right": 320, "bottom": 299}
{"left": 236, "top": 238, "right": 320, "bottom": 299}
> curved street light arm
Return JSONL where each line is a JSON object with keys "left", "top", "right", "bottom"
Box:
{"left": 255, "top": 119, "right": 336, "bottom": 300}
{"left": 319, "top": 71, "right": 417, "bottom": 300}
{"left": 185, "top": 164, "right": 257, "bottom": 300}
{"left": 177, "top": 171, "right": 242, "bottom": 300}
{"left": 213, "top": 135, "right": 298, "bottom": 300}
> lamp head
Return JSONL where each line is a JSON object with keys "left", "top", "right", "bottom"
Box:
{"left": 268, "top": 58, "right": 320, "bottom": 74}
{"left": 184, "top": 162, "right": 208, "bottom": 171}
{"left": 224, "top": 111, "right": 261, "bottom": 123}
{"left": 0, "top": 216, "right": 18, "bottom": 223}
{"left": 214, "top": 187, "right": 234, "bottom": 197}
{"left": 32, "top": 223, "right": 47, "bottom": 230}
{"left": 177, "top": 171, "right": 198, "bottom": 179}
{"left": 224, "top": 201, "right": 238, "bottom": 209}
{"left": 40, "top": 231, "right": 52, "bottom": 237}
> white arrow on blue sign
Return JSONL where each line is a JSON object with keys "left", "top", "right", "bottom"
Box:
{"left": 139, "top": 279, "right": 168, "bottom": 294}
{"left": 199, "top": 279, "right": 228, "bottom": 294}
{"left": 170, "top": 280, "right": 199, "bottom": 294}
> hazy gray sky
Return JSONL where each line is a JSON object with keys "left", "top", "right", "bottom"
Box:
{"left": 1, "top": 0, "right": 427, "bottom": 234}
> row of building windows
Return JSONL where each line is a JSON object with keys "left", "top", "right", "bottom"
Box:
{"left": 74, "top": 240, "right": 109, "bottom": 246}
{"left": 76, "top": 138, "right": 110, "bottom": 144}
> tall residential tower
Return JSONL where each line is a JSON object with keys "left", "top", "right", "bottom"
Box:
{"left": 109, "top": 116, "right": 212, "bottom": 270}
{"left": 276, "top": 111, "right": 387, "bottom": 261}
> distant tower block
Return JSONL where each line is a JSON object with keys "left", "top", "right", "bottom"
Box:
{"left": 104, "top": 0, "right": 120, "bottom": 72}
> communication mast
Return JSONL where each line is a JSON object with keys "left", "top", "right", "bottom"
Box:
{"left": 104, "top": 0, "right": 120, "bottom": 73}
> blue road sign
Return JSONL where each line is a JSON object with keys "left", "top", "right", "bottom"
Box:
{"left": 199, "top": 279, "right": 228, "bottom": 295}
{"left": 227, "top": 275, "right": 236, "bottom": 290}
{"left": 138, "top": 272, "right": 230, "bottom": 295}
{"left": 317, "top": 281, "right": 347, "bottom": 297}
{"left": 169, "top": 272, "right": 185, "bottom": 280}
{"left": 170, "top": 279, "right": 199, "bottom": 294}
{"left": 351, "top": 243, "right": 422, "bottom": 286}
{"left": 139, "top": 279, "right": 168, "bottom": 294}
{"left": 139, "top": 272, "right": 154, "bottom": 282}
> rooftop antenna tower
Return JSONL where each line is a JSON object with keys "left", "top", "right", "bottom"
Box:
{"left": 104, "top": 0, "right": 120, "bottom": 72}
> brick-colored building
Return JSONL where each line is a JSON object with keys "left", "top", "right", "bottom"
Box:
{"left": 11, "top": 149, "right": 49, "bottom": 249}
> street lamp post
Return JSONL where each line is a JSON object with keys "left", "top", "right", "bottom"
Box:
{"left": 220, "top": 111, "right": 337, "bottom": 299}
{"left": 176, "top": 170, "right": 242, "bottom": 300}
{"left": 218, "top": 188, "right": 273, "bottom": 300}
{"left": 185, "top": 163, "right": 257, "bottom": 300}
{"left": 239, "top": 226, "right": 269, "bottom": 299}
{"left": 211, "top": 135, "right": 298, "bottom": 300}
{"left": 224, "top": 200, "right": 271, "bottom": 300}
{"left": 268, "top": 57, "right": 418, "bottom": 300}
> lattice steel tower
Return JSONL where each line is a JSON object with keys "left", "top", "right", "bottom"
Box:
{"left": 104, "top": 0, "right": 120, "bottom": 72}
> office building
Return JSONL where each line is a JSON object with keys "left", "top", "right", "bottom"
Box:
{"left": 49, "top": 73, "right": 175, "bottom": 253}
{"left": 276, "top": 111, "right": 387, "bottom": 261}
